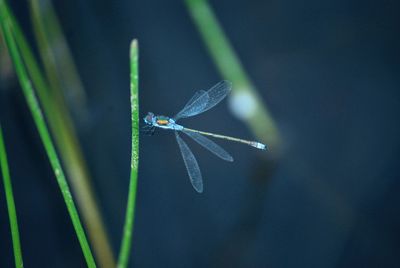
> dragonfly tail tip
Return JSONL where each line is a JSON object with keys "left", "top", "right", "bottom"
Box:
{"left": 251, "top": 142, "right": 268, "bottom": 151}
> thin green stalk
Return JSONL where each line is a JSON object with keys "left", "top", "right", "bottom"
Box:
{"left": 0, "top": 2, "right": 96, "bottom": 267}
{"left": 184, "top": 0, "right": 280, "bottom": 149}
{"left": 28, "top": 0, "right": 87, "bottom": 114}
{"left": 29, "top": 1, "right": 115, "bottom": 266}
{"left": 0, "top": 126, "right": 24, "bottom": 268}
{"left": 118, "top": 39, "right": 139, "bottom": 268}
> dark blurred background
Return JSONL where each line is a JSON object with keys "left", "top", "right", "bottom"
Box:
{"left": 1, "top": 0, "right": 400, "bottom": 267}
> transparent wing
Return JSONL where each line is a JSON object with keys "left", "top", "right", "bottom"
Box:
{"left": 182, "top": 130, "right": 233, "bottom": 162}
{"left": 174, "top": 90, "right": 209, "bottom": 120}
{"left": 174, "top": 80, "right": 232, "bottom": 121}
{"left": 182, "top": 90, "right": 208, "bottom": 110}
{"left": 175, "top": 132, "right": 203, "bottom": 193}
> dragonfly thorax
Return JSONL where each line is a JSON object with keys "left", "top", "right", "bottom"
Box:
{"left": 144, "top": 112, "right": 183, "bottom": 130}
{"left": 155, "top": 115, "right": 171, "bottom": 126}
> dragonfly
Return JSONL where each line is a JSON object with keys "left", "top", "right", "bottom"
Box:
{"left": 142, "top": 80, "right": 267, "bottom": 193}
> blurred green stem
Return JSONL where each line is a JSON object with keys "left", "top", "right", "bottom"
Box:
{"left": 0, "top": 125, "right": 24, "bottom": 268}
{"left": 118, "top": 39, "right": 139, "bottom": 268}
{"left": 0, "top": 1, "right": 96, "bottom": 266}
{"left": 29, "top": 1, "right": 115, "bottom": 266}
{"left": 29, "top": 0, "right": 87, "bottom": 114}
{"left": 184, "top": 0, "right": 280, "bottom": 149}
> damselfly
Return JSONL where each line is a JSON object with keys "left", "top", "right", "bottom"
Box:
{"left": 143, "top": 81, "right": 267, "bottom": 193}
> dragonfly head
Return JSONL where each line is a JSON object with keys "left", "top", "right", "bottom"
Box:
{"left": 143, "top": 112, "right": 155, "bottom": 125}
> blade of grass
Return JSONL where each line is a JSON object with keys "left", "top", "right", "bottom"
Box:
{"left": 184, "top": 0, "right": 280, "bottom": 149}
{"left": 0, "top": 2, "right": 96, "bottom": 267}
{"left": 29, "top": 1, "right": 115, "bottom": 266}
{"left": 29, "top": 0, "right": 88, "bottom": 116}
{"left": 5, "top": 2, "right": 115, "bottom": 265}
{"left": 1, "top": 32, "right": 13, "bottom": 82}
{"left": 0, "top": 125, "right": 24, "bottom": 268}
{"left": 118, "top": 39, "right": 139, "bottom": 268}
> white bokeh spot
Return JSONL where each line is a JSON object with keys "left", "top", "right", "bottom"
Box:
{"left": 228, "top": 90, "right": 257, "bottom": 120}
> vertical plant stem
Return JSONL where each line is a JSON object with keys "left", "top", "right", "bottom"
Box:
{"left": 184, "top": 0, "right": 280, "bottom": 149}
{"left": 0, "top": 126, "right": 24, "bottom": 268}
{"left": 29, "top": 1, "right": 115, "bottom": 266}
{"left": 0, "top": 2, "right": 96, "bottom": 267}
{"left": 118, "top": 39, "right": 139, "bottom": 268}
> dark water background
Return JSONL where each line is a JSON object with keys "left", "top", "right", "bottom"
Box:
{"left": 1, "top": 0, "right": 399, "bottom": 267}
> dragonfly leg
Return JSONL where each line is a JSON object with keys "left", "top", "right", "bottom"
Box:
{"left": 141, "top": 125, "right": 156, "bottom": 136}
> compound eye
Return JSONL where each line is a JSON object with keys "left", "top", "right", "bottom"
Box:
{"left": 144, "top": 112, "right": 154, "bottom": 124}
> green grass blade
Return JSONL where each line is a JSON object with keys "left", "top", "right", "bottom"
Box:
{"left": 29, "top": 0, "right": 87, "bottom": 115}
{"left": 28, "top": 1, "right": 115, "bottom": 266}
{"left": 0, "top": 126, "right": 24, "bottom": 268}
{"left": 7, "top": 6, "right": 112, "bottom": 259}
{"left": 118, "top": 39, "right": 139, "bottom": 268}
{"left": 184, "top": 0, "right": 281, "bottom": 149}
{"left": 0, "top": 2, "right": 96, "bottom": 267}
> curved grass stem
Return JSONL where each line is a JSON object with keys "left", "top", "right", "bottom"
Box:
{"left": 0, "top": 1, "right": 96, "bottom": 266}
{"left": 28, "top": 1, "right": 115, "bottom": 266}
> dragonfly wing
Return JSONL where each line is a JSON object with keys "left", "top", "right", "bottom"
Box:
{"left": 174, "top": 81, "right": 232, "bottom": 121}
{"left": 182, "top": 130, "right": 234, "bottom": 162}
{"left": 182, "top": 90, "right": 207, "bottom": 110}
{"left": 175, "top": 132, "right": 203, "bottom": 193}
{"left": 200, "top": 80, "right": 232, "bottom": 112}
{"left": 174, "top": 90, "right": 209, "bottom": 121}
